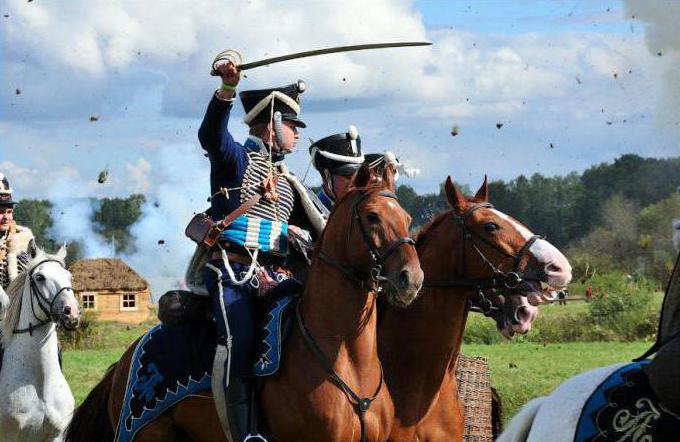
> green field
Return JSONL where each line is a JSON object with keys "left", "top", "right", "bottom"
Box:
{"left": 462, "top": 341, "right": 650, "bottom": 420}
{"left": 62, "top": 318, "right": 653, "bottom": 421}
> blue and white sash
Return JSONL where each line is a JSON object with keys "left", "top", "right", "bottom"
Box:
{"left": 221, "top": 214, "right": 288, "bottom": 255}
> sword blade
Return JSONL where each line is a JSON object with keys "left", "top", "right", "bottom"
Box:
{"left": 238, "top": 41, "right": 431, "bottom": 71}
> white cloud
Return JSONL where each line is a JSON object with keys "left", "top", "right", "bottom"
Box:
{"left": 1, "top": 0, "right": 615, "bottom": 123}
{"left": 2, "top": 0, "right": 678, "bottom": 199}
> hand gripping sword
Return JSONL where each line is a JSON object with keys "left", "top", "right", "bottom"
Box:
{"left": 210, "top": 41, "right": 431, "bottom": 75}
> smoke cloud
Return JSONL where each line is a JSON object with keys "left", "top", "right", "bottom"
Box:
{"left": 625, "top": 0, "right": 680, "bottom": 130}
{"left": 48, "top": 174, "right": 112, "bottom": 258}
{"left": 123, "top": 143, "right": 209, "bottom": 299}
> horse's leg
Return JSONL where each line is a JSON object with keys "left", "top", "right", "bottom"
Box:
{"left": 413, "top": 378, "right": 464, "bottom": 442}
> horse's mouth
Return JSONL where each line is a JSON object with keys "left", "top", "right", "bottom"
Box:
{"left": 60, "top": 317, "right": 81, "bottom": 330}
{"left": 384, "top": 288, "right": 417, "bottom": 308}
{"left": 494, "top": 278, "right": 570, "bottom": 339}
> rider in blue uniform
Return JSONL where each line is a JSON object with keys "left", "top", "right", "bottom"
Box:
{"left": 198, "top": 59, "right": 310, "bottom": 442}
{"left": 309, "top": 126, "right": 365, "bottom": 210}
{"left": 310, "top": 129, "right": 417, "bottom": 210}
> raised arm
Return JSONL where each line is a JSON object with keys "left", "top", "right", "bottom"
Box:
{"left": 197, "top": 61, "right": 244, "bottom": 170}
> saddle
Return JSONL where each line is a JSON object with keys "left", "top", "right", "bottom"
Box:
{"left": 116, "top": 282, "right": 302, "bottom": 442}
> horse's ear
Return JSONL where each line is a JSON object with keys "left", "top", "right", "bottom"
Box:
{"left": 382, "top": 163, "right": 396, "bottom": 192}
{"left": 353, "top": 164, "right": 371, "bottom": 188}
{"left": 445, "top": 176, "right": 467, "bottom": 211}
{"left": 56, "top": 245, "right": 68, "bottom": 262}
{"left": 29, "top": 243, "right": 39, "bottom": 259}
{"left": 474, "top": 175, "right": 489, "bottom": 202}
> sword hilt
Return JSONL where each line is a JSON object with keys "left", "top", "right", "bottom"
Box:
{"left": 210, "top": 49, "right": 243, "bottom": 76}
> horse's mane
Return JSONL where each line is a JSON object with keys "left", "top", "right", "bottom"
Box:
{"left": 415, "top": 195, "right": 485, "bottom": 251}
{"left": 415, "top": 210, "right": 452, "bottom": 252}
{"left": 1, "top": 248, "right": 64, "bottom": 345}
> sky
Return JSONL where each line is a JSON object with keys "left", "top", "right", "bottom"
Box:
{"left": 2, "top": 0, "right": 679, "bottom": 294}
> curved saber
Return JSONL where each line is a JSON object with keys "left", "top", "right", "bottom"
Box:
{"left": 211, "top": 41, "right": 432, "bottom": 75}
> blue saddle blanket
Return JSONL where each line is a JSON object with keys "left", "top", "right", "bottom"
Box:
{"left": 575, "top": 359, "right": 679, "bottom": 441}
{"left": 114, "top": 294, "right": 297, "bottom": 442}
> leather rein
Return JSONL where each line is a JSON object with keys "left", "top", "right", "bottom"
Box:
{"left": 297, "top": 189, "right": 414, "bottom": 442}
{"left": 13, "top": 259, "right": 73, "bottom": 335}
{"left": 423, "top": 202, "right": 543, "bottom": 316}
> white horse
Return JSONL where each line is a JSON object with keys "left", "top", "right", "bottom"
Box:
{"left": 0, "top": 248, "right": 81, "bottom": 442}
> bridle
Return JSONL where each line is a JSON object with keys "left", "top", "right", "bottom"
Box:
{"left": 297, "top": 189, "right": 415, "bottom": 442}
{"left": 317, "top": 190, "right": 416, "bottom": 293}
{"left": 13, "top": 259, "right": 74, "bottom": 335}
{"left": 423, "top": 202, "right": 542, "bottom": 316}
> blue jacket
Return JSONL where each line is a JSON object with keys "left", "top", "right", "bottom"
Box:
{"left": 198, "top": 93, "right": 317, "bottom": 253}
{"left": 198, "top": 94, "right": 250, "bottom": 221}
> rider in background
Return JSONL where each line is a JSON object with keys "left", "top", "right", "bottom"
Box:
{"left": 198, "top": 59, "right": 310, "bottom": 442}
{"left": 0, "top": 173, "right": 37, "bottom": 373}
{"left": 309, "top": 127, "right": 365, "bottom": 209}
{"left": 309, "top": 131, "right": 418, "bottom": 210}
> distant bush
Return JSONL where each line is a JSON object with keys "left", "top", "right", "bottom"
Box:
{"left": 59, "top": 311, "right": 98, "bottom": 350}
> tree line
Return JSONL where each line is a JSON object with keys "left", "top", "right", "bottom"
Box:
{"left": 14, "top": 154, "right": 680, "bottom": 283}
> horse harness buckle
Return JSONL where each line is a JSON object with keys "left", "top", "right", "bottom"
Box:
{"left": 358, "top": 398, "right": 373, "bottom": 413}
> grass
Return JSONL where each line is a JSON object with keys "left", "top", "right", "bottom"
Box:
{"left": 61, "top": 319, "right": 653, "bottom": 422}
{"left": 61, "top": 319, "right": 155, "bottom": 403}
{"left": 462, "top": 341, "right": 651, "bottom": 422}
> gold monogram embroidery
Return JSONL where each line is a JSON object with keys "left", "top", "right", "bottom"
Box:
{"left": 611, "top": 397, "right": 661, "bottom": 442}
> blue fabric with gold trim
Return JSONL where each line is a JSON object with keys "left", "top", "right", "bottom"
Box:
{"left": 253, "top": 294, "right": 296, "bottom": 376}
{"left": 114, "top": 322, "right": 216, "bottom": 442}
{"left": 574, "top": 359, "right": 680, "bottom": 441}
{"left": 114, "top": 294, "right": 297, "bottom": 441}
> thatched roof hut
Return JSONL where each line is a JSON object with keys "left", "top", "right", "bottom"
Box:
{"left": 70, "top": 258, "right": 148, "bottom": 292}
{"left": 69, "top": 258, "right": 153, "bottom": 323}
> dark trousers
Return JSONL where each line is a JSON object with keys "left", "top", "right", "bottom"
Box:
{"left": 203, "top": 260, "right": 257, "bottom": 380}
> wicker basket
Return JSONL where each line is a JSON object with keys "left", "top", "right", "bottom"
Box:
{"left": 455, "top": 354, "right": 498, "bottom": 441}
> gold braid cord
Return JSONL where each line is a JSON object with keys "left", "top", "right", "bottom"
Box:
{"left": 0, "top": 221, "right": 16, "bottom": 263}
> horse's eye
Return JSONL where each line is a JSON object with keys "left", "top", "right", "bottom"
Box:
{"left": 35, "top": 274, "right": 46, "bottom": 282}
{"left": 484, "top": 222, "right": 500, "bottom": 233}
{"left": 366, "top": 212, "right": 380, "bottom": 223}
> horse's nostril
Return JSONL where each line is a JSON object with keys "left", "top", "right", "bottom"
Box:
{"left": 64, "top": 305, "right": 71, "bottom": 315}
{"left": 399, "top": 270, "right": 410, "bottom": 288}
{"left": 546, "top": 263, "right": 561, "bottom": 273}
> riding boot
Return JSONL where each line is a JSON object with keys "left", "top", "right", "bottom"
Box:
{"left": 226, "top": 377, "right": 268, "bottom": 442}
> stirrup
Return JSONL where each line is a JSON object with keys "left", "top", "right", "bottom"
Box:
{"left": 243, "top": 433, "right": 268, "bottom": 442}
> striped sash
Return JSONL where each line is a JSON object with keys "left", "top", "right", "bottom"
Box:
{"left": 221, "top": 215, "right": 289, "bottom": 255}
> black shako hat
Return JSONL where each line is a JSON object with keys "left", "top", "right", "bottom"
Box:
{"left": 0, "top": 173, "right": 17, "bottom": 206}
{"left": 239, "top": 80, "right": 306, "bottom": 128}
{"left": 310, "top": 125, "right": 364, "bottom": 176}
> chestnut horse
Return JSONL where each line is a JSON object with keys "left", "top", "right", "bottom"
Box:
{"left": 378, "top": 176, "right": 572, "bottom": 442}
{"left": 66, "top": 170, "right": 423, "bottom": 442}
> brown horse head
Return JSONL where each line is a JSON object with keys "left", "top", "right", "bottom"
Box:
{"left": 422, "top": 176, "right": 571, "bottom": 338}
{"left": 320, "top": 164, "right": 422, "bottom": 307}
